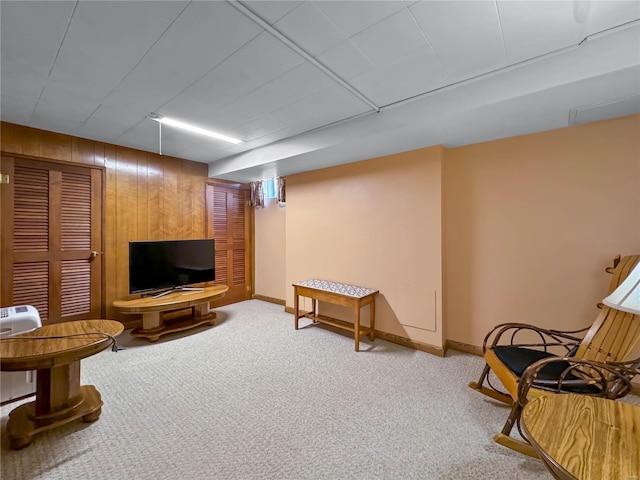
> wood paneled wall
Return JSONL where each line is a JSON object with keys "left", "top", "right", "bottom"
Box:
{"left": 1, "top": 122, "right": 209, "bottom": 320}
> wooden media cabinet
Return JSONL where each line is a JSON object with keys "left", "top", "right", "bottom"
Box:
{"left": 113, "top": 285, "right": 228, "bottom": 341}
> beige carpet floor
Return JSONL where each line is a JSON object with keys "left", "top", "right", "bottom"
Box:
{"left": 2, "top": 300, "right": 559, "bottom": 479}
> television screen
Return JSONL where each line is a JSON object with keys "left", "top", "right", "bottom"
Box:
{"left": 129, "top": 239, "right": 215, "bottom": 294}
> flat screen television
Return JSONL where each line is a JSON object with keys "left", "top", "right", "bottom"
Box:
{"left": 129, "top": 239, "right": 215, "bottom": 295}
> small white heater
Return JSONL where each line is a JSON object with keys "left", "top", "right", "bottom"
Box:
{"left": 1, "top": 305, "right": 42, "bottom": 404}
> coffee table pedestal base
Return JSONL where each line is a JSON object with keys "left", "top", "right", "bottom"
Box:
{"left": 7, "top": 385, "right": 103, "bottom": 450}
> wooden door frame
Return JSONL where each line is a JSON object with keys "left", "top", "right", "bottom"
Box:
{"left": 0, "top": 152, "right": 107, "bottom": 318}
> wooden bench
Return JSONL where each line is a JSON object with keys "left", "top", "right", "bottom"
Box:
{"left": 292, "top": 279, "right": 378, "bottom": 351}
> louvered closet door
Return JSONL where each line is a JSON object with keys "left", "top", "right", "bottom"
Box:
{"left": 0, "top": 156, "right": 103, "bottom": 324}
{"left": 205, "top": 183, "right": 252, "bottom": 305}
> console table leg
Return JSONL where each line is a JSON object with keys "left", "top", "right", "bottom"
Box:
{"left": 354, "top": 303, "right": 361, "bottom": 352}
{"left": 369, "top": 300, "right": 376, "bottom": 341}
{"left": 294, "top": 291, "right": 300, "bottom": 330}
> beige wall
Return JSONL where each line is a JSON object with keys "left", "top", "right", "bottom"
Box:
{"left": 444, "top": 114, "right": 640, "bottom": 347}
{"left": 285, "top": 146, "right": 445, "bottom": 348}
{"left": 253, "top": 114, "right": 640, "bottom": 351}
{"left": 254, "top": 197, "right": 286, "bottom": 301}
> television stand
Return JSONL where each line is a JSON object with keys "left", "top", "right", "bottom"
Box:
{"left": 113, "top": 285, "right": 229, "bottom": 341}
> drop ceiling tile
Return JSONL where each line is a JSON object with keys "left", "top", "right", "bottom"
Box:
{"left": 274, "top": 1, "right": 347, "bottom": 56}
{"left": 78, "top": 117, "right": 135, "bottom": 144}
{"left": 233, "top": 84, "right": 368, "bottom": 141}
{"left": 41, "top": 1, "right": 188, "bottom": 105}
{"left": 283, "top": 85, "right": 366, "bottom": 122}
{"left": 103, "top": 1, "right": 262, "bottom": 113}
{"left": 584, "top": 1, "right": 640, "bottom": 36}
{"left": 160, "top": 32, "right": 306, "bottom": 120}
{"left": 39, "top": 77, "right": 112, "bottom": 109}
{"left": 349, "top": 68, "right": 399, "bottom": 106}
{"left": 347, "top": 39, "right": 449, "bottom": 108}
{"left": 125, "top": 122, "right": 222, "bottom": 160}
{"left": 30, "top": 100, "right": 97, "bottom": 133}
{"left": 241, "top": 0, "right": 303, "bottom": 25}
{"left": 228, "top": 109, "right": 290, "bottom": 141}
{"left": 409, "top": 1, "right": 506, "bottom": 81}
{"left": 378, "top": 49, "right": 451, "bottom": 104}
{"left": 0, "top": 1, "right": 74, "bottom": 78}
{"left": 0, "top": 94, "right": 37, "bottom": 125}
{"left": 281, "top": 84, "right": 370, "bottom": 123}
{"left": 498, "top": 1, "right": 583, "bottom": 63}
{"left": 154, "top": 99, "right": 221, "bottom": 129}
{"left": 0, "top": 1, "right": 74, "bottom": 119}
{"left": 316, "top": 39, "right": 376, "bottom": 80}
{"left": 115, "top": 120, "right": 163, "bottom": 151}
{"left": 77, "top": 104, "right": 147, "bottom": 142}
{"left": 204, "top": 62, "right": 336, "bottom": 129}
{"left": 313, "top": 0, "right": 405, "bottom": 38}
{"left": 0, "top": 72, "right": 48, "bottom": 104}
{"left": 350, "top": 9, "right": 427, "bottom": 66}
{"left": 174, "top": 139, "right": 235, "bottom": 163}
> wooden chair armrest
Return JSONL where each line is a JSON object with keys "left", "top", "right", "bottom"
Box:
{"left": 516, "top": 356, "right": 640, "bottom": 406}
{"left": 482, "top": 322, "right": 589, "bottom": 353}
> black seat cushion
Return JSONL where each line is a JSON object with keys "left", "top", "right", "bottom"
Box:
{"left": 493, "top": 346, "right": 601, "bottom": 394}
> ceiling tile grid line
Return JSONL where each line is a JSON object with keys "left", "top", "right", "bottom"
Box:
{"left": 30, "top": 0, "right": 78, "bottom": 125}
{"left": 403, "top": 3, "right": 453, "bottom": 84}
{"left": 232, "top": 0, "right": 380, "bottom": 112}
{"left": 44, "top": 1, "right": 77, "bottom": 79}
{"left": 312, "top": 0, "right": 406, "bottom": 39}
{"left": 493, "top": 0, "right": 509, "bottom": 66}
{"left": 493, "top": 1, "right": 510, "bottom": 65}
{"left": 308, "top": 0, "right": 411, "bottom": 78}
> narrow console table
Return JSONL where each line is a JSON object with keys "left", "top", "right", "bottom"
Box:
{"left": 113, "top": 285, "right": 228, "bottom": 341}
{"left": 0, "top": 319, "right": 124, "bottom": 449}
{"left": 293, "top": 279, "right": 378, "bottom": 352}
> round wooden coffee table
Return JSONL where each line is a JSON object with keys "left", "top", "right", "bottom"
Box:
{"left": 0, "top": 319, "right": 124, "bottom": 449}
{"left": 521, "top": 393, "right": 640, "bottom": 480}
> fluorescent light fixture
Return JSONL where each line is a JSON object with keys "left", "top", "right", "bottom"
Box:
{"left": 150, "top": 115, "right": 243, "bottom": 145}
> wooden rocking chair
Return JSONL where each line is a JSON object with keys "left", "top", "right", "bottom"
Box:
{"left": 469, "top": 254, "right": 640, "bottom": 457}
